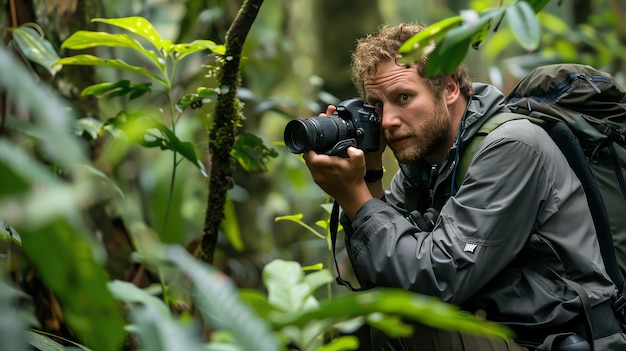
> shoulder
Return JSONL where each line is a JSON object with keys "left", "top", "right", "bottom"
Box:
{"left": 481, "top": 117, "right": 553, "bottom": 152}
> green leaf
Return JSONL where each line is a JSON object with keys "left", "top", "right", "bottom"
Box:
{"left": 470, "top": 18, "right": 494, "bottom": 50}
{"left": 108, "top": 280, "right": 170, "bottom": 316}
{"left": 239, "top": 289, "right": 278, "bottom": 320}
{"left": 303, "top": 269, "right": 333, "bottom": 294}
{"left": 506, "top": 1, "right": 541, "bottom": 51}
{"left": 28, "top": 330, "right": 93, "bottom": 351}
{"left": 424, "top": 36, "right": 471, "bottom": 77}
{"left": 263, "top": 260, "right": 321, "bottom": 314}
{"left": 0, "top": 281, "right": 28, "bottom": 351}
{"left": 79, "top": 164, "right": 125, "bottom": 199}
{"left": 0, "top": 222, "right": 22, "bottom": 245}
{"left": 272, "top": 288, "right": 513, "bottom": 339}
{"left": 365, "top": 314, "right": 414, "bottom": 338}
{"left": 53, "top": 54, "right": 167, "bottom": 86}
{"left": 231, "top": 132, "right": 278, "bottom": 173}
{"left": 81, "top": 80, "right": 152, "bottom": 100}
{"left": 27, "top": 332, "right": 65, "bottom": 351}
{"left": 317, "top": 336, "right": 359, "bottom": 351}
{"left": 274, "top": 213, "right": 325, "bottom": 240}
{"left": 438, "top": 9, "right": 501, "bottom": 53}
{"left": 398, "top": 16, "right": 463, "bottom": 64}
{"left": 177, "top": 87, "right": 219, "bottom": 111}
{"left": 73, "top": 117, "right": 105, "bottom": 140}
{"left": 20, "top": 218, "right": 126, "bottom": 351}
{"left": 60, "top": 31, "right": 162, "bottom": 69}
{"left": 0, "top": 47, "right": 86, "bottom": 165}
{"left": 110, "top": 114, "right": 207, "bottom": 176}
{"left": 223, "top": 197, "right": 244, "bottom": 251}
{"left": 524, "top": 0, "right": 552, "bottom": 12}
{"left": 171, "top": 39, "right": 226, "bottom": 60}
{"left": 0, "top": 143, "right": 87, "bottom": 228}
{"left": 93, "top": 17, "right": 165, "bottom": 51}
{"left": 127, "top": 302, "right": 206, "bottom": 351}
{"left": 165, "top": 245, "right": 281, "bottom": 351}
{"left": 0, "top": 141, "right": 56, "bottom": 198}
{"left": 11, "top": 26, "right": 61, "bottom": 76}
{"left": 538, "top": 12, "right": 570, "bottom": 35}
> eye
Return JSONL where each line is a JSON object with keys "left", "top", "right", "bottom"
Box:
{"left": 399, "top": 94, "right": 410, "bottom": 102}
{"left": 373, "top": 101, "right": 383, "bottom": 110}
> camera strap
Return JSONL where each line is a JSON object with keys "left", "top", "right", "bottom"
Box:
{"left": 330, "top": 200, "right": 371, "bottom": 291}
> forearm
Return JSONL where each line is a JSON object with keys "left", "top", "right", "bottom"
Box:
{"left": 366, "top": 180, "right": 384, "bottom": 200}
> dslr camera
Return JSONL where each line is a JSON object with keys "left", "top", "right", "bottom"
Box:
{"left": 283, "top": 98, "right": 381, "bottom": 156}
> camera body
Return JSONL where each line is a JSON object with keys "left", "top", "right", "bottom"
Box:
{"left": 283, "top": 98, "right": 380, "bottom": 156}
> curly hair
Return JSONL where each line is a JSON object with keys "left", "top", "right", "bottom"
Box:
{"left": 351, "top": 23, "right": 474, "bottom": 100}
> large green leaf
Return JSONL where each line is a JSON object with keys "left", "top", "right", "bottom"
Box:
{"left": 165, "top": 245, "right": 281, "bottom": 351}
{"left": 506, "top": 1, "right": 541, "bottom": 51}
{"left": 53, "top": 54, "right": 167, "bottom": 86}
{"left": 398, "top": 16, "right": 463, "bottom": 64}
{"left": 422, "top": 9, "right": 504, "bottom": 76}
{"left": 424, "top": 35, "right": 471, "bottom": 76}
{"left": 0, "top": 141, "right": 124, "bottom": 350}
{"left": 272, "top": 288, "right": 513, "bottom": 339}
{"left": 19, "top": 218, "right": 125, "bottom": 351}
{"left": 61, "top": 31, "right": 162, "bottom": 70}
{"left": 92, "top": 17, "right": 165, "bottom": 51}
{"left": 10, "top": 26, "right": 61, "bottom": 76}
{"left": 0, "top": 46, "right": 85, "bottom": 166}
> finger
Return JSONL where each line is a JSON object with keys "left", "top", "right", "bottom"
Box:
{"left": 346, "top": 146, "right": 364, "bottom": 159}
{"left": 326, "top": 105, "right": 337, "bottom": 115}
{"left": 319, "top": 105, "right": 337, "bottom": 117}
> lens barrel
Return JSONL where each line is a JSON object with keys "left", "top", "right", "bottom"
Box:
{"left": 284, "top": 116, "right": 350, "bottom": 154}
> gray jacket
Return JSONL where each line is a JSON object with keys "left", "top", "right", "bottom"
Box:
{"left": 342, "top": 83, "right": 626, "bottom": 348}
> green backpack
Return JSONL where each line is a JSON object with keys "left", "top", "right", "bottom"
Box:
{"left": 458, "top": 63, "right": 626, "bottom": 349}
{"left": 460, "top": 64, "right": 626, "bottom": 291}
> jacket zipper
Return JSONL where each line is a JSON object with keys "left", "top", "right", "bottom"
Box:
{"left": 428, "top": 164, "right": 437, "bottom": 202}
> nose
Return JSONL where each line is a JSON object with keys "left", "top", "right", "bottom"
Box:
{"left": 380, "top": 105, "right": 401, "bottom": 130}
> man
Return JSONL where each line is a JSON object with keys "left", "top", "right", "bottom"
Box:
{"left": 303, "top": 23, "right": 626, "bottom": 350}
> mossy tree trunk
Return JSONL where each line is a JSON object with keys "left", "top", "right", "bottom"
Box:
{"left": 201, "top": 0, "right": 264, "bottom": 264}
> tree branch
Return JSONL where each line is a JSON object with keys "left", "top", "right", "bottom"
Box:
{"left": 201, "top": 0, "right": 264, "bottom": 264}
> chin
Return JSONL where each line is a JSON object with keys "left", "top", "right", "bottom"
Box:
{"left": 394, "top": 149, "right": 421, "bottom": 164}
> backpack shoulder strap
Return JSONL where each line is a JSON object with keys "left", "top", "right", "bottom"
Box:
{"left": 456, "top": 112, "right": 526, "bottom": 189}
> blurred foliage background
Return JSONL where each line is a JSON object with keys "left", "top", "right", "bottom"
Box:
{"left": 1, "top": 0, "right": 625, "bottom": 349}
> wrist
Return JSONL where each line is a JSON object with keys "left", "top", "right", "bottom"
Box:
{"left": 364, "top": 168, "right": 384, "bottom": 182}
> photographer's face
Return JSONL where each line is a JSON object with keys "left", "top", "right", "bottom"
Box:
{"left": 364, "top": 61, "right": 451, "bottom": 164}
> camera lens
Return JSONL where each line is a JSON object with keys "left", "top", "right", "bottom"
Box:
{"left": 284, "top": 120, "right": 314, "bottom": 154}
{"left": 284, "top": 116, "right": 350, "bottom": 154}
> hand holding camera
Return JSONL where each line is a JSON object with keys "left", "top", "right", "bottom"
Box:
{"left": 284, "top": 98, "right": 383, "bottom": 219}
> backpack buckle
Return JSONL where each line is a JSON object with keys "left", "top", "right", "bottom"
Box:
{"left": 612, "top": 294, "right": 626, "bottom": 323}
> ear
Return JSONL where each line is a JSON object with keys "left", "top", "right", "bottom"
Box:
{"left": 444, "top": 77, "right": 461, "bottom": 105}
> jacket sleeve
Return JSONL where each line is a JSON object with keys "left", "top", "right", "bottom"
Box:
{"left": 344, "top": 120, "right": 561, "bottom": 304}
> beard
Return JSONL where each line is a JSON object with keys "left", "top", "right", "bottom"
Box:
{"left": 385, "top": 99, "right": 451, "bottom": 164}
